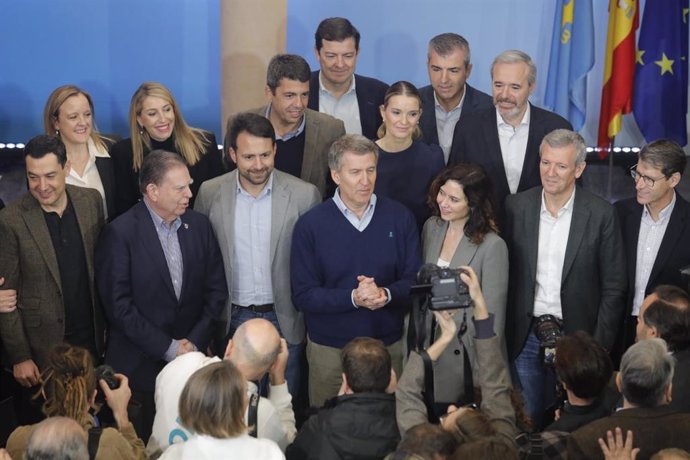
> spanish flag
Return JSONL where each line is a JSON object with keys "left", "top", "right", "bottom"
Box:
{"left": 597, "top": 0, "right": 639, "bottom": 156}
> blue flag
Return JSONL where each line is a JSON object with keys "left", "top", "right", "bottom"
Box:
{"left": 633, "top": 1, "right": 689, "bottom": 146}
{"left": 544, "top": 0, "right": 595, "bottom": 131}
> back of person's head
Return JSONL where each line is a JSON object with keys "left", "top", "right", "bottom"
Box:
{"left": 451, "top": 437, "right": 519, "bottom": 460}
{"left": 620, "top": 338, "right": 675, "bottom": 408}
{"left": 26, "top": 416, "right": 88, "bottom": 460}
{"left": 654, "top": 285, "right": 690, "bottom": 308}
{"left": 652, "top": 448, "right": 690, "bottom": 460}
{"left": 639, "top": 139, "right": 687, "bottom": 178}
{"left": 341, "top": 337, "right": 391, "bottom": 393}
{"left": 315, "top": 17, "right": 360, "bottom": 50}
{"left": 179, "top": 360, "right": 247, "bottom": 438}
{"left": 24, "top": 134, "right": 68, "bottom": 167}
{"left": 40, "top": 343, "right": 96, "bottom": 426}
{"left": 228, "top": 318, "right": 281, "bottom": 378}
{"left": 554, "top": 331, "right": 613, "bottom": 399}
{"left": 394, "top": 423, "right": 457, "bottom": 460}
{"left": 445, "top": 407, "right": 496, "bottom": 446}
{"left": 266, "top": 54, "right": 311, "bottom": 93}
{"left": 643, "top": 298, "right": 690, "bottom": 352}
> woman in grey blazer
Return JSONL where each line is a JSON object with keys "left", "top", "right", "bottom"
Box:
{"left": 397, "top": 163, "right": 509, "bottom": 433}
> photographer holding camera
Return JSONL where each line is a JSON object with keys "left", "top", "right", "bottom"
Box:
{"left": 396, "top": 164, "right": 508, "bottom": 434}
{"left": 397, "top": 267, "right": 517, "bottom": 454}
{"left": 6, "top": 343, "right": 145, "bottom": 460}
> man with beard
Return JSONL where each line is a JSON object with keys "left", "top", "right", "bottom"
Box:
{"left": 195, "top": 112, "right": 321, "bottom": 398}
{"left": 448, "top": 50, "right": 572, "bottom": 222}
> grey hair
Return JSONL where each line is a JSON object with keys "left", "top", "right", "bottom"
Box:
{"left": 26, "top": 416, "right": 89, "bottom": 460}
{"left": 620, "top": 338, "right": 675, "bottom": 408}
{"left": 540, "top": 129, "right": 587, "bottom": 165}
{"left": 328, "top": 134, "right": 379, "bottom": 171}
{"left": 428, "top": 33, "right": 471, "bottom": 67}
{"left": 491, "top": 49, "right": 537, "bottom": 87}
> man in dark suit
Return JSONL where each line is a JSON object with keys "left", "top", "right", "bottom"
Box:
{"left": 615, "top": 140, "right": 690, "bottom": 354}
{"left": 568, "top": 338, "right": 690, "bottom": 458}
{"left": 95, "top": 150, "right": 227, "bottom": 440}
{"left": 448, "top": 50, "right": 572, "bottom": 216}
{"left": 419, "top": 33, "right": 493, "bottom": 162}
{"left": 504, "top": 129, "right": 626, "bottom": 427}
{"left": 195, "top": 112, "right": 320, "bottom": 397}
{"left": 0, "top": 135, "right": 105, "bottom": 422}
{"left": 247, "top": 54, "right": 345, "bottom": 198}
{"left": 308, "top": 17, "right": 388, "bottom": 140}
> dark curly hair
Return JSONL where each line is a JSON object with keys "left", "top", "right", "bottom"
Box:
{"left": 426, "top": 163, "right": 498, "bottom": 244}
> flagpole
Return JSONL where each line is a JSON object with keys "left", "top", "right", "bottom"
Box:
{"left": 607, "top": 136, "right": 615, "bottom": 201}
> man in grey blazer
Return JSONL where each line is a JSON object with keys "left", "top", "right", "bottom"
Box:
{"left": 504, "top": 129, "right": 626, "bottom": 428}
{"left": 0, "top": 135, "right": 105, "bottom": 421}
{"left": 419, "top": 32, "right": 493, "bottom": 162}
{"left": 239, "top": 54, "right": 345, "bottom": 199}
{"left": 195, "top": 112, "right": 321, "bottom": 397}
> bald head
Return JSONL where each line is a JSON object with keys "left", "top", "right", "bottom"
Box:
{"left": 225, "top": 318, "right": 281, "bottom": 380}
{"left": 26, "top": 416, "right": 88, "bottom": 460}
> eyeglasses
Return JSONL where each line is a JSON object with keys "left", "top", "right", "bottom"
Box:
{"left": 629, "top": 164, "right": 667, "bottom": 188}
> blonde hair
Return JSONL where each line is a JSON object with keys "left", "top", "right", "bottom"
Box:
{"left": 43, "top": 85, "right": 110, "bottom": 153}
{"left": 128, "top": 81, "right": 210, "bottom": 171}
{"left": 376, "top": 80, "right": 423, "bottom": 141}
{"left": 179, "top": 361, "right": 248, "bottom": 438}
{"left": 38, "top": 344, "right": 96, "bottom": 427}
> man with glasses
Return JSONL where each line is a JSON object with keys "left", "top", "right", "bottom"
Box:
{"left": 615, "top": 139, "right": 690, "bottom": 357}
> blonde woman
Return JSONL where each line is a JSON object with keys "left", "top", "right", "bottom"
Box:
{"left": 44, "top": 85, "right": 115, "bottom": 219}
{"left": 111, "top": 82, "right": 224, "bottom": 217}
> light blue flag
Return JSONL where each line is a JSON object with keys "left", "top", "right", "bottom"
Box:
{"left": 544, "top": 0, "right": 595, "bottom": 131}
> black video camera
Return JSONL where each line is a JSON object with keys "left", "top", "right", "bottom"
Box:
{"left": 411, "top": 263, "right": 472, "bottom": 311}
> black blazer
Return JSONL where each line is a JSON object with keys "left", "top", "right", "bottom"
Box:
{"left": 308, "top": 71, "right": 388, "bottom": 140}
{"left": 615, "top": 193, "right": 690, "bottom": 311}
{"left": 418, "top": 83, "right": 493, "bottom": 148}
{"left": 94, "top": 156, "right": 115, "bottom": 220}
{"left": 504, "top": 186, "right": 627, "bottom": 360}
{"left": 448, "top": 103, "right": 572, "bottom": 214}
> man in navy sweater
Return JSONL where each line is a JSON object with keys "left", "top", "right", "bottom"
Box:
{"left": 291, "top": 134, "right": 421, "bottom": 408}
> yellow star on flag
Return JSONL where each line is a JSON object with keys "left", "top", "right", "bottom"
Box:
{"left": 655, "top": 52, "right": 675, "bottom": 75}
{"left": 636, "top": 49, "right": 645, "bottom": 65}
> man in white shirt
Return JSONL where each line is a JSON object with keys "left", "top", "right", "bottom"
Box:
{"left": 147, "top": 318, "right": 297, "bottom": 456}
{"left": 448, "top": 50, "right": 572, "bottom": 221}
{"left": 504, "top": 129, "right": 626, "bottom": 428}
{"left": 307, "top": 17, "right": 388, "bottom": 140}
{"left": 615, "top": 140, "right": 690, "bottom": 358}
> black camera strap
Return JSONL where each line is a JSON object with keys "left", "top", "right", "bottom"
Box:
{"left": 87, "top": 427, "right": 102, "bottom": 460}
{"left": 247, "top": 392, "right": 259, "bottom": 437}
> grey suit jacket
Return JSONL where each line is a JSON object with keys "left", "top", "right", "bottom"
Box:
{"left": 234, "top": 107, "right": 345, "bottom": 198}
{"left": 417, "top": 217, "right": 508, "bottom": 401}
{"left": 504, "top": 186, "right": 627, "bottom": 361}
{"left": 0, "top": 185, "right": 105, "bottom": 369}
{"left": 194, "top": 169, "right": 321, "bottom": 344}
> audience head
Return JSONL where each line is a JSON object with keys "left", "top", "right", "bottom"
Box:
{"left": 39, "top": 344, "right": 96, "bottom": 426}
{"left": 393, "top": 423, "right": 457, "bottom": 460}
{"left": 451, "top": 437, "right": 519, "bottom": 460}
{"left": 179, "top": 360, "right": 247, "bottom": 438}
{"left": 314, "top": 18, "right": 360, "bottom": 89}
{"left": 328, "top": 134, "right": 378, "bottom": 212}
{"left": 427, "top": 164, "right": 498, "bottom": 244}
{"left": 377, "top": 81, "right": 423, "bottom": 140}
{"left": 619, "top": 338, "right": 675, "bottom": 408}
{"left": 139, "top": 150, "right": 192, "bottom": 222}
{"left": 633, "top": 139, "right": 685, "bottom": 211}
{"left": 652, "top": 448, "right": 690, "bottom": 460}
{"left": 539, "top": 129, "right": 587, "bottom": 201}
{"left": 341, "top": 337, "right": 391, "bottom": 393}
{"left": 638, "top": 286, "right": 690, "bottom": 351}
{"left": 554, "top": 331, "right": 613, "bottom": 401}
{"left": 491, "top": 50, "right": 536, "bottom": 125}
{"left": 225, "top": 318, "right": 281, "bottom": 381}
{"left": 25, "top": 416, "right": 88, "bottom": 460}
{"left": 265, "top": 54, "right": 311, "bottom": 130}
{"left": 441, "top": 404, "right": 496, "bottom": 446}
{"left": 225, "top": 112, "right": 276, "bottom": 192}
{"left": 427, "top": 33, "right": 472, "bottom": 108}
{"left": 43, "top": 85, "right": 107, "bottom": 152}
{"left": 129, "top": 82, "right": 204, "bottom": 170}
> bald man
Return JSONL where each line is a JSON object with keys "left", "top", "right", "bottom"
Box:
{"left": 8, "top": 416, "right": 88, "bottom": 460}
{"left": 147, "top": 318, "right": 296, "bottom": 456}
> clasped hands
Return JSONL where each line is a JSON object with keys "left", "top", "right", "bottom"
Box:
{"left": 352, "top": 275, "right": 388, "bottom": 310}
